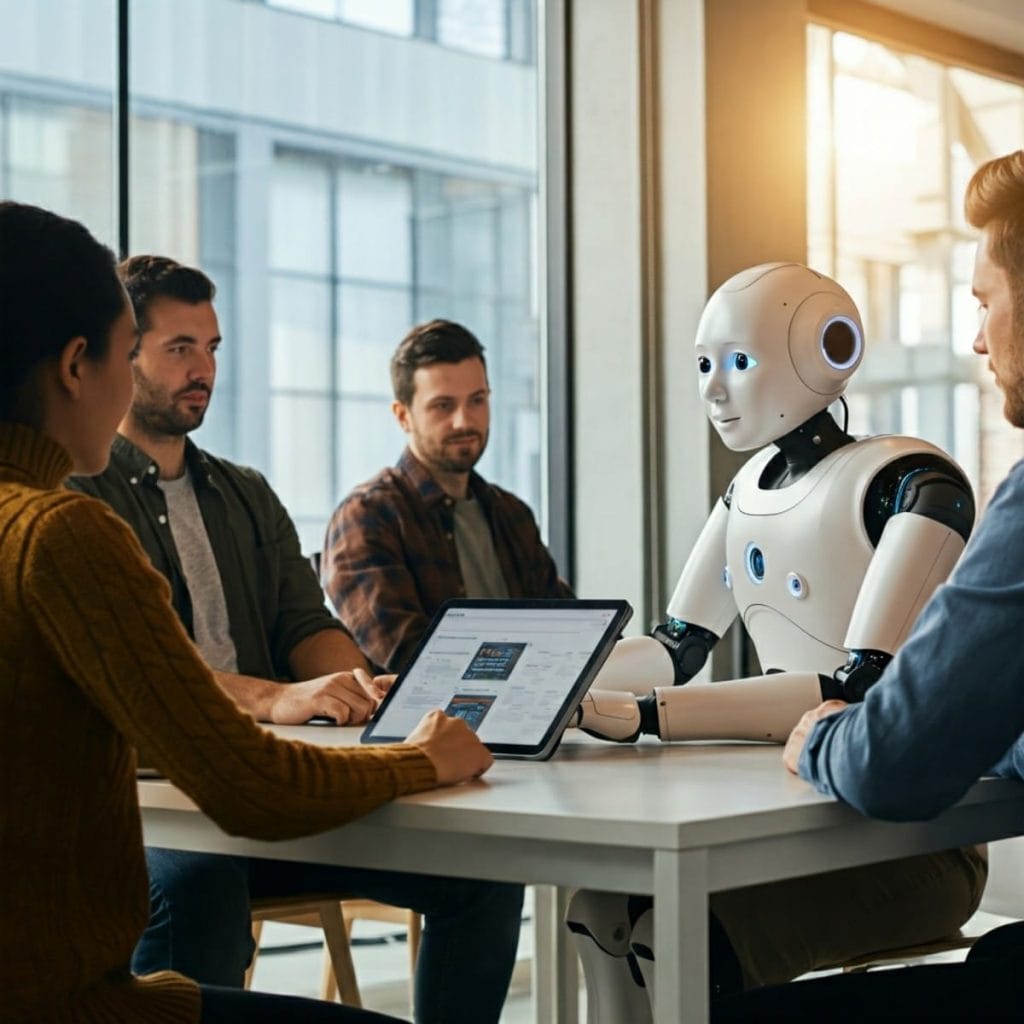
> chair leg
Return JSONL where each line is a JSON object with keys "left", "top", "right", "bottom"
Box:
{"left": 319, "top": 902, "right": 362, "bottom": 1007}
{"left": 406, "top": 911, "right": 422, "bottom": 1008}
{"left": 320, "top": 948, "right": 339, "bottom": 1003}
{"left": 244, "top": 919, "right": 264, "bottom": 990}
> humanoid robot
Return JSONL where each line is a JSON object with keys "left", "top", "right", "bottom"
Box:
{"left": 567, "top": 262, "right": 975, "bottom": 1021}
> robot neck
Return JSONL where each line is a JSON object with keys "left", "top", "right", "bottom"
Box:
{"left": 761, "top": 409, "right": 854, "bottom": 489}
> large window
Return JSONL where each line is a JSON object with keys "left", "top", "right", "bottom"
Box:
{"left": 0, "top": 67, "right": 116, "bottom": 248}
{"left": 1, "top": 0, "right": 548, "bottom": 556}
{"left": 267, "top": 0, "right": 534, "bottom": 61}
{"left": 808, "top": 27, "right": 1024, "bottom": 509}
{"left": 268, "top": 153, "right": 538, "bottom": 542}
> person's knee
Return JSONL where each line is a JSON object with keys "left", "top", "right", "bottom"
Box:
{"left": 435, "top": 877, "right": 523, "bottom": 918}
{"left": 493, "top": 881, "right": 526, "bottom": 916}
{"left": 467, "top": 880, "right": 524, "bottom": 934}
{"left": 146, "top": 850, "right": 250, "bottom": 916}
{"left": 137, "top": 850, "right": 254, "bottom": 984}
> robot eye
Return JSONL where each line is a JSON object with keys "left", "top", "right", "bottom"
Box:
{"left": 697, "top": 356, "right": 712, "bottom": 374}
{"left": 727, "top": 352, "right": 758, "bottom": 371}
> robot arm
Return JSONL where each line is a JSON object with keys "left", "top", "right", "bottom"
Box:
{"left": 590, "top": 497, "right": 737, "bottom": 694}
{"left": 834, "top": 470, "right": 973, "bottom": 700}
{"left": 576, "top": 671, "right": 826, "bottom": 743}
{"left": 578, "top": 468, "right": 974, "bottom": 742}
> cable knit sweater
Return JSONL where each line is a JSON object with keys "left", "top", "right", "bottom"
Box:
{"left": 0, "top": 423, "right": 437, "bottom": 1024}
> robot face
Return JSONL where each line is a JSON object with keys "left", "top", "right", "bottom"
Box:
{"left": 695, "top": 264, "right": 864, "bottom": 451}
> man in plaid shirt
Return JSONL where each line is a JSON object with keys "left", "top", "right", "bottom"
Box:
{"left": 323, "top": 319, "right": 572, "bottom": 673}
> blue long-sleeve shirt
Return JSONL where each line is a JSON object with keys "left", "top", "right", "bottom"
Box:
{"left": 799, "top": 457, "right": 1024, "bottom": 820}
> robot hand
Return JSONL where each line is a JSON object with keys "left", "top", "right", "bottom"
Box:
{"left": 574, "top": 690, "right": 659, "bottom": 743}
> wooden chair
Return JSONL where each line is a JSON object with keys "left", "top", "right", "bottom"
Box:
{"left": 245, "top": 895, "right": 362, "bottom": 1005}
{"left": 244, "top": 894, "right": 422, "bottom": 1006}
{"left": 336, "top": 900, "right": 422, "bottom": 1004}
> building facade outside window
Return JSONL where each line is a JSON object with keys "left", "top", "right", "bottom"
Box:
{"left": 808, "top": 26, "right": 1024, "bottom": 509}
{"left": 0, "top": 0, "right": 545, "bottom": 555}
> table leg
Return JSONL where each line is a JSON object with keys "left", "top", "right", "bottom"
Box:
{"left": 653, "top": 849, "right": 709, "bottom": 1024}
{"left": 532, "top": 884, "right": 579, "bottom": 1024}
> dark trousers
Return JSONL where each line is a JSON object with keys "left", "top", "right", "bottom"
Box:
{"left": 135, "top": 848, "right": 524, "bottom": 1024}
{"left": 713, "top": 921, "right": 1024, "bottom": 1022}
{"left": 200, "top": 985, "right": 401, "bottom": 1022}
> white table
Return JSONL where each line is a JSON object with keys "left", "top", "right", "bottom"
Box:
{"left": 139, "top": 726, "right": 1024, "bottom": 1024}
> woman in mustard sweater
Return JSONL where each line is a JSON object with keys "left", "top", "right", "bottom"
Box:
{"left": 0, "top": 200, "right": 495, "bottom": 1023}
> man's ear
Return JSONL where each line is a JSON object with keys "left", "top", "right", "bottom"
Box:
{"left": 57, "top": 336, "right": 90, "bottom": 397}
{"left": 392, "top": 399, "right": 412, "bottom": 434}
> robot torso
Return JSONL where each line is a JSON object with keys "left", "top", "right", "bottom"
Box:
{"left": 725, "top": 434, "right": 960, "bottom": 675}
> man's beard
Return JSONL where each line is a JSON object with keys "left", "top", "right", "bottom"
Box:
{"left": 130, "top": 376, "right": 209, "bottom": 439}
{"left": 1007, "top": 304, "right": 1024, "bottom": 427}
{"left": 1003, "top": 384, "right": 1024, "bottom": 429}
{"left": 426, "top": 430, "right": 487, "bottom": 473}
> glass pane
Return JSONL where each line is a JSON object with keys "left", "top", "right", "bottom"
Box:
{"left": 414, "top": 174, "right": 456, "bottom": 292}
{"left": 497, "top": 188, "right": 533, "bottom": 299}
{"left": 336, "top": 283, "right": 412, "bottom": 396}
{"left": 2, "top": 97, "right": 115, "bottom": 247}
{"left": 339, "top": 0, "right": 414, "bottom": 36}
{"left": 270, "top": 277, "right": 333, "bottom": 391}
{"left": 439, "top": 0, "right": 507, "bottom": 58}
{"left": 336, "top": 397, "right": 403, "bottom": 497}
{"left": 953, "top": 382, "right": 980, "bottom": 486}
{"left": 807, "top": 25, "right": 1024, "bottom": 509}
{"left": 271, "top": 152, "right": 332, "bottom": 275}
{"left": 268, "top": 0, "right": 337, "bottom": 19}
{"left": 337, "top": 162, "right": 412, "bottom": 284}
{"left": 271, "top": 394, "right": 332, "bottom": 520}
{"left": 450, "top": 184, "right": 499, "bottom": 296}
{"left": 0, "top": 2, "right": 116, "bottom": 244}
{"left": 130, "top": 116, "right": 201, "bottom": 263}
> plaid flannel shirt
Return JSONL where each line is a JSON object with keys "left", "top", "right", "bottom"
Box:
{"left": 323, "top": 447, "right": 573, "bottom": 673}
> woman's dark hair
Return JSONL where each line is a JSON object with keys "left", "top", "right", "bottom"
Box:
{"left": 0, "top": 201, "right": 124, "bottom": 423}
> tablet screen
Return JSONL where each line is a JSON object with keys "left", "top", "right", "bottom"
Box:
{"left": 362, "top": 600, "right": 630, "bottom": 757}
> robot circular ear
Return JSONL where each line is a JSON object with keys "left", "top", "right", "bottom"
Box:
{"left": 820, "top": 316, "right": 862, "bottom": 369}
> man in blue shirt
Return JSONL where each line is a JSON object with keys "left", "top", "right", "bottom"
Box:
{"left": 714, "top": 150, "right": 1024, "bottom": 1020}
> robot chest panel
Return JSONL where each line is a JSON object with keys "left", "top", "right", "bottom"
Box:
{"left": 725, "top": 461, "right": 875, "bottom": 661}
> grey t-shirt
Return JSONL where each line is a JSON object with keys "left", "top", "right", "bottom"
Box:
{"left": 158, "top": 472, "right": 239, "bottom": 672}
{"left": 454, "top": 495, "right": 509, "bottom": 600}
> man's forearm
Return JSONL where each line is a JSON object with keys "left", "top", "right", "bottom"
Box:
{"left": 289, "top": 628, "right": 370, "bottom": 679}
{"left": 211, "top": 632, "right": 370, "bottom": 724}
{"left": 213, "top": 670, "right": 280, "bottom": 721}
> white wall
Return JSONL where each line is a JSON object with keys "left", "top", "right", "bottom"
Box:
{"left": 570, "top": 0, "right": 710, "bottom": 631}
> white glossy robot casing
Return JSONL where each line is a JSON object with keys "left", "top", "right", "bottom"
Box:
{"left": 697, "top": 262, "right": 864, "bottom": 452}
{"left": 585, "top": 262, "right": 971, "bottom": 742}
{"left": 571, "top": 262, "right": 973, "bottom": 1021}
{"left": 675, "top": 434, "right": 967, "bottom": 674}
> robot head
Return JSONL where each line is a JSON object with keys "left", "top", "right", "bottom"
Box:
{"left": 695, "top": 263, "right": 864, "bottom": 451}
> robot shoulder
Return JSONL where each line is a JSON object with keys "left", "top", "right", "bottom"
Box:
{"left": 860, "top": 437, "right": 974, "bottom": 545}
{"left": 723, "top": 445, "right": 778, "bottom": 507}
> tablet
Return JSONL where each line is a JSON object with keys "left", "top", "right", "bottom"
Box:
{"left": 361, "top": 598, "right": 632, "bottom": 760}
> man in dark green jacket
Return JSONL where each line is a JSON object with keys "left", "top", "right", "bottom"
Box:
{"left": 68, "top": 256, "right": 524, "bottom": 1024}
